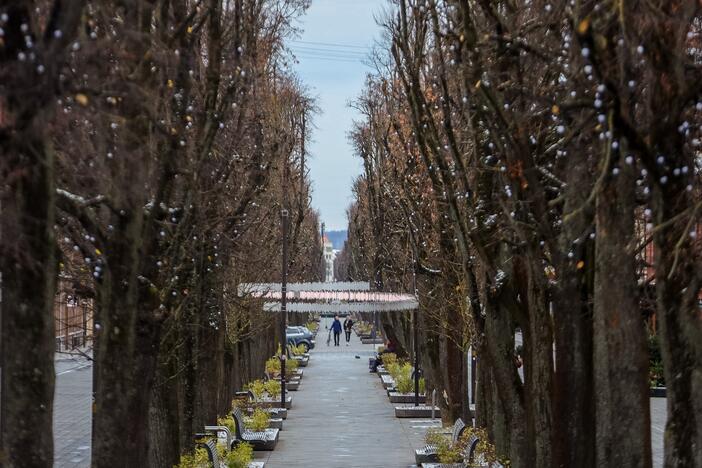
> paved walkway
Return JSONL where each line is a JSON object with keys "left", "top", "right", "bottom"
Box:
{"left": 54, "top": 353, "right": 92, "bottom": 467}
{"left": 50, "top": 321, "right": 667, "bottom": 467}
{"left": 258, "top": 317, "right": 433, "bottom": 468}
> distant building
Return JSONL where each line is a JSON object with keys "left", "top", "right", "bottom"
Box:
{"left": 54, "top": 276, "right": 94, "bottom": 351}
{"left": 323, "top": 235, "right": 336, "bottom": 282}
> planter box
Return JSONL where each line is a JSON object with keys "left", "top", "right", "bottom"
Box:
{"left": 245, "top": 407, "right": 288, "bottom": 420}
{"left": 268, "top": 418, "right": 283, "bottom": 430}
{"left": 380, "top": 374, "right": 396, "bottom": 389}
{"left": 265, "top": 407, "right": 287, "bottom": 420}
{"left": 273, "top": 374, "right": 300, "bottom": 383}
{"left": 650, "top": 387, "right": 666, "bottom": 398}
{"left": 376, "top": 366, "right": 390, "bottom": 376}
{"left": 394, "top": 405, "right": 440, "bottom": 418}
{"left": 284, "top": 380, "right": 300, "bottom": 391}
{"left": 421, "top": 464, "right": 462, "bottom": 468}
{"left": 388, "top": 392, "right": 426, "bottom": 404}
{"left": 254, "top": 396, "right": 292, "bottom": 410}
{"left": 361, "top": 338, "right": 384, "bottom": 344}
{"left": 292, "top": 356, "right": 309, "bottom": 367}
{"left": 273, "top": 370, "right": 302, "bottom": 381}
{"left": 248, "top": 463, "right": 265, "bottom": 468}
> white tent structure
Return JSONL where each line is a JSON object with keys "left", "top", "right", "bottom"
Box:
{"left": 238, "top": 281, "right": 419, "bottom": 313}
{"left": 238, "top": 280, "right": 421, "bottom": 408}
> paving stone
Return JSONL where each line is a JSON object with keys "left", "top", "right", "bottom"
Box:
{"left": 53, "top": 363, "right": 92, "bottom": 468}
{"left": 260, "top": 318, "right": 429, "bottom": 468}
{"left": 50, "top": 319, "right": 667, "bottom": 467}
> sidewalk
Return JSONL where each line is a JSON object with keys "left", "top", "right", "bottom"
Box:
{"left": 53, "top": 359, "right": 92, "bottom": 467}
{"left": 260, "top": 317, "right": 432, "bottom": 468}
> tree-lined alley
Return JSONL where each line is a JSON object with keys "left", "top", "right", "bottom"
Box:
{"left": 1, "top": 1, "right": 701, "bottom": 468}
{"left": 337, "top": 1, "right": 701, "bottom": 467}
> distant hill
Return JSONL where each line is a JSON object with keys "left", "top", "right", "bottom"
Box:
{"left": 325, "top": 230, "right": 347, "bottom": 250}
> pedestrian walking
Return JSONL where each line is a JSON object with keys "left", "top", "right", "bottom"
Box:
{"left": 343, "top": 316, "right": 354, "bottom": 346}
{"left": 331, "top": 315, "right": 342, "bottom": 346}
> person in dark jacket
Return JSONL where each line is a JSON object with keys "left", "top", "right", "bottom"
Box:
{"left": 331, "top": 316, "right": 343, "bottom": 346}
{"left": 343, "top": 317, "right": 354, "bottom": 345}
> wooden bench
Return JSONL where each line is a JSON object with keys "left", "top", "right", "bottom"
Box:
{"left": 415, "top": 418, "right": 466, "bottom": 464}
{"left": 232, "top": 407, "right": 279, "bottom": 451}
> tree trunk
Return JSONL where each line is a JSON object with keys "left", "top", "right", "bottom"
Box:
{"left": 0, "top": 130, "right": 57, "bottom": 467}
{"left": 91, "top": 219, "right": 162, "bottom": 466}
{"left": 482, "top": 292, "right": 529, "bottom": 466}
{"left": 594, "top": 162, "right": 651, "bottom": 467}
{"left": 440, "top": 331, "right": 465, "bottom": 423}
{"left": 551, "top": 158, "right": 596, "bottom": 468}
{"left": 521, "top": 258, "right": 553, "bottom": 467}
{"left": 652, "top": 184, "right": 702, "bottom": 468}
{"left": 148, "top": 362, "right": 181, "bottom": 468}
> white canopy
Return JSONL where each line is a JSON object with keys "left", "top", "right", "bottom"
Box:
{"left": 239, "top": 281, "right": 418, "bottom": 313}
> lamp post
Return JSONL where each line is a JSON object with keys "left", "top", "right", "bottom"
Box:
{"left": 412, "top": 258, "right": 420, "bottom": 407}
{"left": 280, "top": 209, "right": 289, "bottom": 409}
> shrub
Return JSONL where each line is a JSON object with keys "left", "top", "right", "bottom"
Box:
{"left": 356, "top": 322, "right": 372, "bottom": 335}
{"left": 386, "top": 362, "right": 401, "bottom": 379}
{"left": 648, "top": 333, "right": 665, "bottom": 387}
{"left": 245, "top": 408, "right": 270, "bottom": 432}
{"left": 424, "top": 429, "right": 456, "bottom": 463}
{"left": 174, "top": 446, "right": 211, "bottom": 468}
{"left": 225, "top": 442, "right": 253, "bottom": 468}
{"left": 458, "top": 427, "right": 503, "bottom": 466}
{"left": 289, "top": 344, "right": 306, "bottom": 356}
{"left": 265, "top": 357, "right": 281, "bottom": 376}
{"left": 437, "top": 440, "right": 463, "bottom": 463}
{"left": 382, "top": 352, "right": 398, "bottom": 367}
{"left": 217, "top": 414, "right": 236, "bottom": 434}
{"left": 286, "top": 357, "right": 299, "bottom": 372}
{"left": 396, "top": 373, "right": 413, "bottom": 394}
{"left": 389, "top": 361, "right": 412, "bottom": 381}
{"left": 305, "top": 321, "right": 319, "bottom": 332}
{"left": 264, "top": 379, "right": 281, "bottom": 398}
{"left": 246, "top": 379, "right": 266, "bottom": 400}
{"left": 394, "top": 374, "right": 425, "bottom": 394}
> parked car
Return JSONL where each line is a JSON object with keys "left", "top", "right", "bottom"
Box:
{"left": 286, "top": 326, "right": 315, "bottom": 351}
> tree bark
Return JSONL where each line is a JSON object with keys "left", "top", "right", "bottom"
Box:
{"left": 551, "top": 157, "right": 596, "bottom": 468}
{"left": 594, "top": 161, "right": 651, "bottom": 467}
{"left": 652, "top": 183, "right": 702, "bottom": 468}
{"left": 0, "top": 131, "right": 57, "bottom": 467}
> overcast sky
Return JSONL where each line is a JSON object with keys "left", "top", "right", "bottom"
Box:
{"left": 291, "top": 0, "right": 385, "bottom": 230}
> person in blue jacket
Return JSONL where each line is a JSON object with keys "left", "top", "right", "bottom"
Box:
{"left": 331, "top": 316, "right": 343, "bottom": 346}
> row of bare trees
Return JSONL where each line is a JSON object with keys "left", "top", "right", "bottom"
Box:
{"left": 1, "top": 1, "right": 324, "bottom": 466}
{"left": 337, "top": 1, "right": 701, "bottom": 467}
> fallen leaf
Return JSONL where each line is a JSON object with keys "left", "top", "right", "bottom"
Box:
{"left": 75, "top": 93, "right": 89, "bottom": 106}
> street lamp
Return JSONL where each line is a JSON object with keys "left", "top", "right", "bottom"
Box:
{"left": 412, "top": 257, "right": 420, "bottom": 407}
{"left": 280, "top": 209, "right": 289, "bottom": 410}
